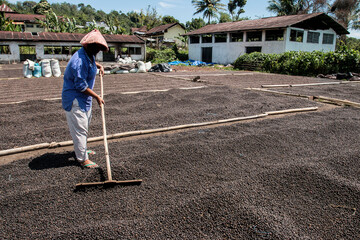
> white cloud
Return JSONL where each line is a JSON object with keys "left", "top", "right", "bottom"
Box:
{"left": 158, "top": 2, "right": 176, "bottom": 8}
{"left": 349, "top": 30, "right": 360, "bottom": 39}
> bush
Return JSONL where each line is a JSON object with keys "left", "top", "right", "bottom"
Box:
{"left": 234, "top": 48, "right": 360, "bottom": 76}
{"left": 146, "top": 48, "right": 177, "bottom": 64}
{"left": 146, "top": 45, "right": 188, "bottom": 64}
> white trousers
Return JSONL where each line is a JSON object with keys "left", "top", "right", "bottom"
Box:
{"left": 65, "top": 98, "right": 92, "bottom": 162}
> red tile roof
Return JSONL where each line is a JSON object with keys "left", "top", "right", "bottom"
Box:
{"left": 5, "top": 13, "right": 46, "bottom": 23}
{"left": 146, "top": 23, "right": 184, "bottom": 35}
{"left": 184, "top": 13, "right": 349, "bottom": 36}
{"left": 0, "top": 31, "right": 145, "bottom": 43}
{"left": 0, "top": 4, "right": 14, "bottom": 13}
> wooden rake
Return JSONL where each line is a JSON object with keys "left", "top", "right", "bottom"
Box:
{"left": 76, "top": 74, "right": 142, "bottom": 188}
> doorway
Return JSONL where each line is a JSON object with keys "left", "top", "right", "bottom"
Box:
{"left": 201, "top": 47, "right": 212, "bottom": 63}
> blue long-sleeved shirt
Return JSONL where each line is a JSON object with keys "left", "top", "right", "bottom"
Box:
{"left": 62, "top": 47, "right": 97, "bottom": 112}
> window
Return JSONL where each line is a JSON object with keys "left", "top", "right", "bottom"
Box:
{"left": 129, "top": 47, "right": 141, "bottom": 55}
{"left": 214, "top": 34, "right": 227, "bottom": 43}
{"left": 323, "top": 33, "right": 335, "bottom": 44}
{"left": 266, "top": 30, "right": 284, "bottom": 41}
{"left": 307, "top": 31, "right": 320, "bottom": 43}
{"left": 246, "top": 31, "right": 262, "bottom": 42}
{"left": 44, "top": 46, "right": 70, "bottom": 55}
{"left": 290, "top": 30, "right": 304, "bottom": 42}
{"left": 230, "top": 32, "right": 244, "bottom": 42}
{"left": 190, "top": 36, "right": 200, "bottom": 44}
{"left": 20, "top": 46, "right": 36, "bottom": 54}
{"left": 0, "top": 45, "right": 10, "bottom": 54}
{"left": 246, "top": 47, "right": 262, "bottom": 54}
{"left": 26, "top": 24, "right": 34, "bottom": 28}
{"left": 202, "top": 34, "right": 212, "bottom": 43}
{"left": 121, "top": 47, "right": 129, "bottom": 55}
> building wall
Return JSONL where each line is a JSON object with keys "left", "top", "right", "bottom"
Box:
{"left": 24, "top": 23, "right": 45, "bottom": 33}
{"left": 188, "top": 27, "right": 338, "bottom": 65}
{"left": 0, "top": 42, "right": 20, "bottom": 62}
{"left": 285, "top": 27, "right": 336, "bottom": 52}
{"left": 164, "top": 25, "right": 186, "bottom": 46}
{"left": 0, "top": 41, "right": 145, "bottom": 63}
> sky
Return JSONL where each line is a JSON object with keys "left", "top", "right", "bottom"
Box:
{"left": 6, "top": 0, "right": 360, "bottom": 38}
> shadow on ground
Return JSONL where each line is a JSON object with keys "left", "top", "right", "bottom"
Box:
{"left": 28, "top": 152, "right": 77, "bottom": 170}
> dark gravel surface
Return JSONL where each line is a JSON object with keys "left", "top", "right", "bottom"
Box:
{"left": 0, "top": 86, "right": 318, "bottom": 150}
{"left": 1, "top": 107, "right": 360, "bottom": 239}
{"left": 273, "top": 83, "right": 360, "bottom": 103}
{"left": 1, "top": 64, "right": 360, "bottom": 239}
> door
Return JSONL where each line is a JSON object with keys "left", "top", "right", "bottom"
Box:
{"left": 202, "top": 47, "right": 212, "bottom": 63}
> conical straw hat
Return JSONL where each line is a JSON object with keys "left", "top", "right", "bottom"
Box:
{"left": 80, "top": 29, "right": 109, "bottom": 52}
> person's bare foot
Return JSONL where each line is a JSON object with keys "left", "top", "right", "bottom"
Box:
{"left": 80, "top": 159, "right": 99, "bottom": 169}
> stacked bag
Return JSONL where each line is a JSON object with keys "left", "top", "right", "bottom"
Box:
{"left": 23, "top": 59, "right": 62, "bottom": 78}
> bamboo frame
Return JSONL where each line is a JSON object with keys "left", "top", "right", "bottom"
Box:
{"left": 0, "top": 106, "right": 321, "bottom": 157}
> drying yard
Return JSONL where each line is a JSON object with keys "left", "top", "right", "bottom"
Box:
{"left": 0, "top": 63, "right": 359, "bottom": 239}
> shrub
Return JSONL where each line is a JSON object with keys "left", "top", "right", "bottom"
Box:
{"left": 146, "top": 48, "right": 177, "bottom": 64}
{"left": 234, "top": 48, "right": 360, "bottom": 76}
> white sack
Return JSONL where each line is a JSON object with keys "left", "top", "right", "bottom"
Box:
{"left": 129, "top": 68, "right": 138, "bottom": 73}
{"left": 23, "top": 60, "right": 33, "bottom": 78}
{"left": 50, "top": 59, "right": 61, "bottom": 77}
{"left": 145, "top": 61, "right": 152, "bottom": 71}
{"left": 41, "top": 59, "right": 52, "bottom": 77}
{"left": 137, "top": 61, "right": 146, "bottom": 73}
{"left": 116, "top": 70, "right": 129, "bottom": 74}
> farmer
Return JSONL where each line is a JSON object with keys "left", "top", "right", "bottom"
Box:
{"left": 62, "top": 29, "right": 108, "bottom": 168}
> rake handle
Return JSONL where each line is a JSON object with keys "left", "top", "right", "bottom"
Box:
{"left": 100, "top": 74, "right": 112, "bottom": 181}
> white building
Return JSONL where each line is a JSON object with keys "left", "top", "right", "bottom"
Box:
{"left": 0, "top": 31, "right": 146, "bottom": 63}
{"left": 184, "top": 13, "right": 349, "bottom": 64}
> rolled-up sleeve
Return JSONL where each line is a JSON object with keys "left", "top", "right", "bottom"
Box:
{"left": 73, "top": 58, "right": 89, "bottom": 92}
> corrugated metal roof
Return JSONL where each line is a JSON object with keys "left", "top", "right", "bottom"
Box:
{"left": 131, "top": 26, "right": 147, "bottom": 33}
{"left": 184, "top": 13, "right": 349, "bottom": 36}
{"left": 0, "top": 4, "right": 14, "bottom": 13}
{"left": 0, "top": 31, "right": 145, "bottom": 43}
{"left": 4, "top": 13, "right": 46, "bottom": 23}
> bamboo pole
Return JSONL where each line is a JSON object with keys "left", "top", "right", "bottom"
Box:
{"left": 0, "top": 107, "right": 319, "bottom": 157}
{"left": 261, "top": 82, "right": 341, "bottom": 88}
{"left": 246, "top": 88, "right": 309, "bottom": 98}
{"left": 261, "top": 84, "right": 291, "bottom": 88}
{"left": 314, "top": 96, "right": 360, "bottom": 108}
{"left": 265, "top": 107, "right": 318, "bottom": 115}
{"left": 290, "top": 82, "right": 341, "bottom": 87}
{"left": 100, "top": 75, "right": 113, "bottom": 181}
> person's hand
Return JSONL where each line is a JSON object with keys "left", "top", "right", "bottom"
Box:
{"left": 98, "top": 64, "right": 104, "bottom": 76}
{"left": 96, "top": 96, "right": 105, "bottom": 107}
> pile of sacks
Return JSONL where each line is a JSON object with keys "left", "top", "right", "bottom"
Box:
{"left": 23, "top": 59, "right": 62, "bottom": 78}
{"left": 103, "top": 57, "right": 152, "bottom": 74}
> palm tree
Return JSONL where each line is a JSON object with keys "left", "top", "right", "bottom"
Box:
{"left": 267, "top": 0, "right": 309, "bottom": 16}
{"left": 331, "top": 0, "right": 360, "bottom": 30}
{"left": 192, "top": 0, "right": 226, "bottom": 24}
{"left": 228, "top": 0, "right": 247, "bottom": 21}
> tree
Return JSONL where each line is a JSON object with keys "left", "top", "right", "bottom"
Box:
{"left": 33, "top": 0, "right": 52, "bottom": 15}
{"left": 228, "top": 0, "right": 247, "bottom": 20}
{"left": 192, "top": 0, "right": 226, "bottom": 23}
{"left": 330, "top": 0, "right": 360, "bottom": 30}
{"left": 267, "top": 0, "right": 308, "bottom": 16}
{"left": 186, "top": 17, "right": 206, "bottom": 31}
{"left": 0, "top": 13, "right": 22, "bottom": 31}
{"left": 162, "top": 15, "right": 179, "bottom": 24}
{"left": 219, "top": 12, "right": 232, "bottom": 22}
